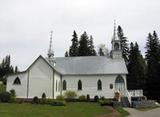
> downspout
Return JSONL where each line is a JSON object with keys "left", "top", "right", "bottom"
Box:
{"left": 27, "top": 70, "right": 30, "bottom": 98}
{"left": 60, "top": 75, "right": 62, "bottom": 96}
{"left": 52, "top": 70, "right": 55, "bottom": 99}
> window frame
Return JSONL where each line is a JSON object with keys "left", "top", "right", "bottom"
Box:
{"left": 62, "top": 80, "right": 67, "bottom": 90}
{"left": 78, "top": 80, "right": 82, "bottom": 90}
{"left": 97, "top": 79, "right": 102, "bottom": 90}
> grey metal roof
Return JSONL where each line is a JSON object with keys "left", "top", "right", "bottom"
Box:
{"left": 46, "top": 56, "right": 128, "bottom": 75}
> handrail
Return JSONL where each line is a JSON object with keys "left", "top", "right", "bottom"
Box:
{"left": 125, "top": 90, "right": 131, "bottom": 104}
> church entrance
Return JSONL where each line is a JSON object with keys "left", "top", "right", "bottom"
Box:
{"left": 115, "top": 75, "right": 125, "bottom": 96}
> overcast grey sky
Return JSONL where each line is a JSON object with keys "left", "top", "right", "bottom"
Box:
{"left": 0, "top": 0, "right": 160, "bottom": 70}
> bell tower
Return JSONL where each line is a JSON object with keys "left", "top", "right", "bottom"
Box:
{"left": 111, "top": 20, "right": 122, "bottom": 59}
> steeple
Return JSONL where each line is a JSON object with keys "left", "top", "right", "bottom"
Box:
{"left": 112, "top": 20, "right": 118, "bottom": 41}
{"left": 111, "top": 20, "right": 122, "bottom": 59}
{"left": 47, "top": 31, "right": 54, "bottom": 58}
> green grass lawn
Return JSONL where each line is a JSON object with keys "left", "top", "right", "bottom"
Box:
{"left": 0, "top": 102, "right": 112, "bottom": 117}
{"left": 115, "top": 107, "right": 130, "bottom": 117}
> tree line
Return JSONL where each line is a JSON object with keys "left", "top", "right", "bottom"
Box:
{"left": 0, "top": 55, "right": 18, "bottom": 84}
{"left": 65, "top": 31, "right": 97, "bottom": 57}
{"left": 65, "top": 26, "right": 160, "bottom": 101}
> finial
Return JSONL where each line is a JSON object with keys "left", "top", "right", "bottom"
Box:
{"left": 48, "top": 30, "right": 54, "bottom": 58}
{"left": 114, "top": 20, "right": 116, "bottom": 31}
{"left": 112, "top": 20, "right": 117, "bottom": 41}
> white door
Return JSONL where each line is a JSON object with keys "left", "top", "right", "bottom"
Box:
{"left": 115, "top": 75, "right": 125, "bottom": 96}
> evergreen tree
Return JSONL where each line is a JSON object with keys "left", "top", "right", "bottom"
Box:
{"left": 127, "top": 42, "right": 146, "bottom": 90}
{"left": 78, "top": 32, "right": 90, "bottom": 56}
{"left": 145, "top": 31, "right": 160, "bottom": 100}
{"left": 117, "top": 26, "right": 129, "bottom": 64}
{"left": 98, "top": 48, "right": 105, "bottom": 56}
{"left": 88, "top": 36, "right": 97, "bottom": 56}
{"left": 15, "top": 66, "right": 18, "bottom": 73}
{"left": 65, "top": 51, "right": 69, "bottom": 57}
{"left": 0, "top": 55, "right": 14, "bottom": 84}
{"left": 69, "top": 31, "right": 79, "bottom": 56}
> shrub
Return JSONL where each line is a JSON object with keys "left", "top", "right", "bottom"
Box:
{"left": 0, "top": 84, "right": 6, "bottom": 93}
{"left": 86, "top": 94, "right": 90, "bottom": 101}
{"left": 50, "top": 100, "right": 66, "bottom": 106}
{"left": 15, "top": 99, "right": 24, "bottom": 104}
{"left": 45, "top": 99, "right": 53, "bottom": 104}
{"left": 42, "top": 93, "right": 46, "bottom": 99}
{"left": 64, "top": 91, "right": 77, "bottom": 99}
{"left": 10, "top": 89, "right": 16, "bottom": 102}
{"left": 41, "top": 93, "right": 46, "bottom": 104}
{"left": 0, "top": 91, "right": 11, "bottom": 102}
{"left": 78, "top": 95, "right": 86, "bottom": 102}
{"left": 94, "top": 95, "right": 99, "bottom": 102}
{"left": 32, "top": 96, "right": 40, "bottom": 104}
{"left": 56, "top": 95, "right": 64, "bottom": 101}
{"left": 99, "top": 96, "right": 105, "bottom": 100}
{"left": 99, "top": 99, "right": 112, "bottom": 106}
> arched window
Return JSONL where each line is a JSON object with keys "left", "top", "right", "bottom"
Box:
{"left": 97, "top": 80, "right": 102, "bottom": 90}
{"left": 114, "top": 43, "right": 119, "bottom": 50}
{"left": 13, "top": 77, "right": 21, "bottom": 85}
{"left": 63, "top": 80, "right": 67, "bottom": 90}
{"left": 115, "top": 75, "right": 124, "bottom": 83}
{"left": 78, "top": 80, "right": 82, "bottom": 90}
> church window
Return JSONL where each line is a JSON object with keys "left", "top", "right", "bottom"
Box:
{"left": 63, "top": 80, "right": 67, "bottom": 90}
{"left": 97, "top": 80, "right": 102, "bottom": 90}
{"left": 110, "top": 84, "right": 113, "bottom": 89}
{"left": 13, "top": 77, "right": 21, "bottom": 85}
{"left": 78, "top": 80, "right": 82, "bottom": 90}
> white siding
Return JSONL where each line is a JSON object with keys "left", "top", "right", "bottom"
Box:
{"left": 7, "top": 72, "right": 28, "bottom": 98}
{"left": 54, "top": 72, "right": 61, "bottom": 98}
{"left": 28, "top": 58, "right": 53, "bottom": 98}
{"left": 62, "top": 74, "right": 127, "bottom": 99}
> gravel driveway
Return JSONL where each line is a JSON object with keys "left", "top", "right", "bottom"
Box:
{"left": 124, "top": 107, "right": 160, "bottom": 117}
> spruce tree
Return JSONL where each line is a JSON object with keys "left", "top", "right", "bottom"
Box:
{"left": 145, "top": 31, "right": 160, "bottom": 100}
{"left": 15, "top": 66, "right": 18, "bottom": 73}
{"left": 98, "top": 48, "right": 105, "bottom": 56}
{"left": 0, "top": 55, "right": 14, "bottom": 84}
{"left": 78, "top": 32, "right": 90, "bottom": 56}
{"left": 117, "top": 26, "right": 129, "bottom": 64}
{"left": 127, "top": 42, "right": 146, "bottom": 90}
{"left": 88, "top": 36, "right": 97, "bottom": 56}
{"left": 69, "top": 31, "right": 79, "bottom": 56}
{"left": 65, "top": 51, "right": 69, "bottom": 57}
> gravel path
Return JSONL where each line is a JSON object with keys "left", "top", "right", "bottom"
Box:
{"left": 124, "top": 107, "right": 160, "bottom": 117}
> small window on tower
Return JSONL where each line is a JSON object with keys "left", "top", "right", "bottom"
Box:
{"left": 114, "top": 43, "right": 119, "bottom": 50}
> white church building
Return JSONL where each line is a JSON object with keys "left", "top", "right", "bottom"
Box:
{"left": 7, "top": 24, "right": 141, "bottom": 100}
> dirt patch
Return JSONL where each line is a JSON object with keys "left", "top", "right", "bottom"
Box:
{"left": 97, "top": 106, "right": 121, "bottom": 117}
